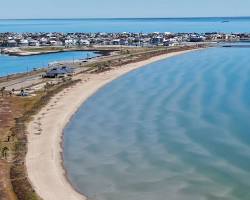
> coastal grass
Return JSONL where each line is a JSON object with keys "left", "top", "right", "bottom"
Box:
{"left": 0, "top": 95, "right": 35, "bottom": 200}
{"left": 18, "top": 46, "right": 118, "bottom": 56}
{"left": 85, "top": 45, "right": 203, "bottom": 74}
{"left": 21, "top": 47, "right": 65, "bottom": 52}
{"left": 0, "top": 79, "right": 80, "bottom": 200}
{"left": 0, "top": 160, "right": 17, "bottom": 200}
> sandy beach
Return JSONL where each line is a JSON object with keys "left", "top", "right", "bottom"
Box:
{"left": 26, "top": 49, "right": 196, "bottom": 200}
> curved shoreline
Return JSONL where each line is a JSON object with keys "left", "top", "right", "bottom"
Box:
{"left": 26, "top": 49, "right": 199, "bottom": 200}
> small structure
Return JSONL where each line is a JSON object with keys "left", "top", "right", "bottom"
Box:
{"left": 43, "top": 66, "right": 74, "bottom": 78}
{"left": 17, "top": 89, "right": 29, "bottom": 96}
{"left": 43, "top": 68, "right": 66, "bottom": 78}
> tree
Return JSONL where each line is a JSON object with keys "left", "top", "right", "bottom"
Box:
{"left": 1, "top": 87, "right": 6, "bottom": 97}
{"left": 44, "top": 82, "right": 51, "bottom": 91}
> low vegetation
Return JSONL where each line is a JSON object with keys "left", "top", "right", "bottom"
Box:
{"left": 0, "top": 79, "right": 80, "bottom": 200}
{"left": 21, "top": 46, "right": 65, "bottom": 52}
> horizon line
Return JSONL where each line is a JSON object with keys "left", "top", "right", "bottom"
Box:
{"left": 0, "top": 16, "right": 250, "bottom": 20}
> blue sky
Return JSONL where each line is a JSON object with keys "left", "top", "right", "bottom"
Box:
{"left": 1, "top": 0, "right": 250, "bottom": 19}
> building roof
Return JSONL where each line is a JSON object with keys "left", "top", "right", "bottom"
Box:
{"left": 60, "top": 66, "right": 74, "bottom": 73}
{"left": 46, "top": 68, "right": 66, "bottom": 76}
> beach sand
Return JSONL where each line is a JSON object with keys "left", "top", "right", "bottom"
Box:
{"left": 26, "top": 49, "right": 196, "bottom": 200}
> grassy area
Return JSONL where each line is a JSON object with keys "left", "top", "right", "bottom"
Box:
{"left": 21, "top": 46, "right": 65, "bottom": 52}
{"left": 0, "top": 95, "right": 37, "bottom": 200}
{"left": 85, "top": 46, "right": 201, "bottom": 73}
{"left": 0, "top": 160, "right": 17, "bottom": 200}
{"left": 0, "top": 79, "right": 81, "bottom": 200}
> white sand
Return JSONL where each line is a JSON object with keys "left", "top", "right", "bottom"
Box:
{"left": 26, "top": 50, "right": 196, "bottom": 200}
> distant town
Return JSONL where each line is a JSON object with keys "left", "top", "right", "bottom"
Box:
{"left": 0, "top": 32, "right": 250, "bottom": 49}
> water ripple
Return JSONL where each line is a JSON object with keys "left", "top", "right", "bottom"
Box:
{"left": 64, "top": 47, "right": 250, "bottom": 200}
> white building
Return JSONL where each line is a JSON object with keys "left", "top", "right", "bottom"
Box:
{"left": 19, "top": 39, "right": 29, "bottom": 47}
{"left": 29, "top": 40, "right": 40, "bottom": 46}
{"left": 79, "top": 39, "right": 90, "bottom": 46}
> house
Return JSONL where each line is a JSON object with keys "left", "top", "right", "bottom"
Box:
{"left": 18, "top": 39, "right": 29, "bottom": 47}
{"left": 151, "top": 36, "right": 164, "bottom": 46}
{"left": 7, "top": 40, "right": 17, "bottom": 47}
{"left": 43, "top": 66, "right": 74, "bottom": 78}
{"left": 189, "top": 35, "right": 205, "bottom": 42}
{"left": 43, "top": 68, "right": 66, "bottom": 78}
{"left": 29, "top": 40, "right": 40, "bottom": 46}
{"left": 64, "top": 39, "right": 77, "bottom": 47}
{"left": 119, "top": 39, "right": 128, "bottom": 46}
{"left": 39, "top": 38, "right": 48, "bottom": 46}
{"left": 60, "top": 66, "right": 74, "bottom": 75}
{"left": 49, "top": 40, "right": 63, "bottom": 46}
{"left": 79, "top": 39, "right": 90, "bottom": 46}
{"left": 112, "top": 39, "right": 120, "bottom": 45}
{"left": 163, "top": 39, "right": 170, "bottom": 46}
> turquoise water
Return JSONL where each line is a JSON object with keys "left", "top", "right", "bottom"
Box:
{"left": 0, "top": 51, "right": 97, "bottom": 76}
{"left": 1, "top": 17, "right": 250, "bottom": 33}
{"left": 64, "top": 47, "right": 250, "bottom": 200}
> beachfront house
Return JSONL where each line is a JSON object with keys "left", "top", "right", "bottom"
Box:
{"left": 151, "top": 36, "right": 164, "bottom": 46}
{"left": 189, "top": 35, "right": 205, "bottom": 42}
{"left": 64, "top": 39, "right": 77, "bottom": 47}
{"left": 18, "top": 39, "right": 29, "bottom": 47}
{"left": 43, "top": 68, "right": 66, "bottom": 78}
{"left": 163, "top": 39, "right": 170, "bottom": 46}
{"left": 29, "top": 40, "right": 40, "bottom": 46}
{"left": 225, "top": 34, "right": 240, "bottom": 41}
{"left": 119, "top": 39, "right": 129, "bottom": 46}
{"left": 7, "top": 40, "right": 17, "bottom": 47}
{"left": 112, "top": 39, "right": 121, "bottom": 45}
{"left": 79, "top": 39, "right": 90, "bottom": 46}
{"left": 39, "top": 38, "right": 48, "bottom": 46}
{"left": 49, "top": 40, "right": 62, "bottom": 46}
{"left": 170, "top": 39, "right": 180, "bottom": 46}
{"left": 141, "top": 38, "right": 151, "bottom": 46}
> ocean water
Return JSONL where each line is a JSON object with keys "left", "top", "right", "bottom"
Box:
{"left": 64, "top": 47, "right": 250, "bottom": 200}
{"left": 0, "top": 51, "right": 97, "bottom": 76}
{"left": 0, "top": 17, "right": 250, "bottom": 33}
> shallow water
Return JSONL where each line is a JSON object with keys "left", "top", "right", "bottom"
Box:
{"left": 64, "top": 47, "right": 250, "bottom": 200}
{"left": 1, "top": 17, "right": 250, "bottom": 33}
{"left": 0, "top": 51, "right": 97, "bottom": 76}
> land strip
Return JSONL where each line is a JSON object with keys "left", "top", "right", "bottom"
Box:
{"left": 0, "top": 45, "right": 206, "bottom": 200}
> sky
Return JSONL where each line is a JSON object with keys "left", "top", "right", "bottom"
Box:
{"left": 1, "top": 0, "right": 250, "bottom": 19}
